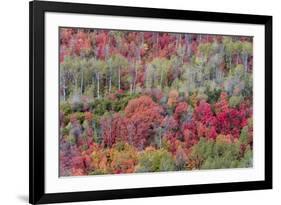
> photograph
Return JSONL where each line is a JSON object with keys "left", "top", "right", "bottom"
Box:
{"left": 28, "top": 1, "right": 272, "bottom": 203}
{"left": 59, "top": 28, "right": 254, "bottom": 176}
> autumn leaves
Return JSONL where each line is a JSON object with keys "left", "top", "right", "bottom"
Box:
{"left": 59, "top": 28, "right": 253, "bottom": 176}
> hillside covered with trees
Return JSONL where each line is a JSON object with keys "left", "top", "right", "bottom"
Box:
{"left": 59, "top": 28, "right": 253, "bottom": 176}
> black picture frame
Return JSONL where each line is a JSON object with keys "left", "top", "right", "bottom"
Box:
{"left": 29, "top": 0, "right": 272, "bottom": 204}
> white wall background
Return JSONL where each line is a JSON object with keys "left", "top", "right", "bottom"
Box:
{"left": 0, "top": 0, "right": 279, "bottom": 204}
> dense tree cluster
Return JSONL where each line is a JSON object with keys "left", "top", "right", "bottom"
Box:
{"left": 59, "top": 28, "right": 253, "bottom": 176}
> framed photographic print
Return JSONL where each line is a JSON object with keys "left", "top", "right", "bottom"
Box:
{"left": 29, "top": 0, "right": 272, "bottom": 204}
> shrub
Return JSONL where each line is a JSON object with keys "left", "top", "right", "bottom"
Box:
{"left": 189, "top": 136, "right": 251, "bottom": 170}
{"left": 60, "top": 102, "right": 72, "bottom": 115}
{"left": 229, "top": 95, "right": 243, "bottom": 108}
{"left": 109, "top": 142, "right": 138, "bottom": 174}
{"left": 136, "top": 148, "right": 175, "bottom": 172}
{"left": 112, "top": 93, "right": 140, "bottom": 112}
{"left": 90, "top": 146, "right": 110, "bottom": 174}
{"left": 75, "top": 112, "right": 85, "bottom": 124}
{"left": 205, "top": 87, "right": 221, "bottom": 105}
{"left": 239, "top": 126, "right": 249, "bottom": 144}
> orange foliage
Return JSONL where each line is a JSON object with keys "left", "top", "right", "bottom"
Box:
{"left": 167, "top": 90, "right": 179, "bottom": 107}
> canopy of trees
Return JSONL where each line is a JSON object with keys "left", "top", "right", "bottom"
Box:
{"left": 59, "top": 28, "right": 253, "bottom": 176}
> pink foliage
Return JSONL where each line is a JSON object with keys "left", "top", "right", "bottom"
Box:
{"left": 174, "top": 102, "right": 188, "bottom": 122}
{"left": 123, "top": 96, "right": 164, "bottom": 149}
{"left": 101, "top": 113, "right": 125, "bottom": 147}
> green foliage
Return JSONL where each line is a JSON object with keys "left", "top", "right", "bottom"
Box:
{"left": 196, "top": 87, "right": 209, "bottom": 102}
{"left": 88, "top": 93, "right": 140, "bottom": 116}
{"left": 224, "top": 64, "right": 252, "bottom": 97}
{"left": 238, "top": 146, "right": 253, "bottom": 167}
{"left": 91, "top": 98, "right": 112, "bottom": 116}
{"left": 190, "top": 136, "right": 252, "bottom": 169}
{"left": 242, "top": 41, "right": 253, "bottom": 55}
{"left": 61, "top": 127, "right": 70, "bottom": 136}
{"left": 239, "top": 126, "right": 249, "bottom": 144}
{"left": 136, "top": 148, "right": 175, "bottom": 172}
{"left": 66, "top": 134, "right": 76, "bottom": 145}
{"left": 76, "top": 112, "right": 85, "bottom": 124}
{"left": 113, "top": 93, "right": 140, "bottom": 112}
{"left": 60, "top": 102, "right": 72, "bottom": 115}
{"left": 198, "top": 42, "right": 213, "bottom": 63}
{"left": 206, "top": 87, "right": 221, "bottom": 105}
{"left": 84, "top": 85, "right": 95, "bottom": 99}
{"left": 229, "top": 95, "right": 243, "bottom": 108}
{"left": 146, "top": 58, "right": 171, "bottom": 89}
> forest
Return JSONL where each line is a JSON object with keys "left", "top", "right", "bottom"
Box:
{"left": 59, "top": 28, "right": 253, "bottom": 176}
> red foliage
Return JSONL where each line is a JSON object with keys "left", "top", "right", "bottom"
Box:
{"left": 159, "top": 47, "right": 169, "bottom": 58}
{"left": 159, "top": 33, "right": 171, "bottom": 49}
{"left": 60, "top": 28, "right": 73, "bottom": 45}
{"left": 214, "top": 93, "right": 251, "bottom": 139}
{"left": 165, "top": 138, "right": 181, "bottom": 155}
{"left": 123, "top": 96, "right": 164, "bottom": 149}
{"left": 101, "top": 113, "right": 125, "bottom": 147}
{"left": 181, "top": 120, "right": 199, "bottom": 148}
{"left": 96, "top": 32, "right": 108, "bottom": 45}
{"left": 215, "top": 92, "right": 229, "bottom": 114}
{"left": 191, "top": 40, "right": 198, "bottom": 55}
{"left": 76, "top": 31, "right": 91, "bottom": 54}
{"left": 84, "top": 112, "right": 93, "bottom": 121}
{"left": 207, "top": 126, "right": 217, "bottom": 139}
{"left": 194, "top": 100, "right": 216, "bottom": 127}
{"left": 72, "top": 168, "right": 85, "bottom": 176}
{"left": 174, "top": 102, "right": 188, "bottom": 122}
{"left": 216, "top": 108, "right": 247, "bottom": 139}
{"left": 161, "top": 116, "right": 180, "bottom": 145}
